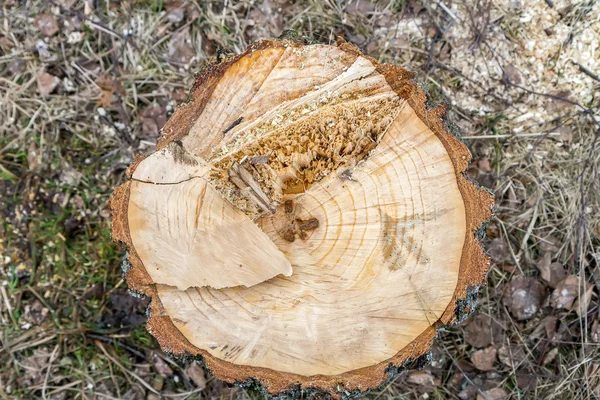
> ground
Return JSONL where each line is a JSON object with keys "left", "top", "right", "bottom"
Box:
{"left": 0, "top": 0, "right": 599, "bottom": 399}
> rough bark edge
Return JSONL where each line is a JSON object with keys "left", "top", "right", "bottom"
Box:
{"left": 108, "top": 36, "right": 494, "bottom": 398}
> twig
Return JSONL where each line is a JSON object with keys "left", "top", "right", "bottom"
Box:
{"left": 0, "top": 285, "right": 17, "bottom": 326}
{"left": 95, "top": 340, "right": 159, "bottom": 395}
{"left": 47, "top": 0, "right": 138, "bottom": 50}
{"left": 41, "top": 344, "right": 60, "bottom": 400}
{"left": 571, "top": 60, "right": 600, "bottom": 83}
{"left": 108, "top": 36, "right": 133, "bottom": 144}
{"left": 86, "top": 333, "right": 146, "bottom": 359}
{"left": 462, "top": 132, "right": 561, "bottom": 139}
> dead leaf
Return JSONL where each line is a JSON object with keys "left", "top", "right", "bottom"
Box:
{"left": 140, "top": 105, "right": 167, "bottom": 137}
{"left": 247, "top": 0, "right": 284, "bottom": 38}
{"left": 0, "top": 36, "right": 14, "bottom": 50}
{"left": 97, "top": 76, "right": 117, "bottom": 108}
{"left": 503, "top": 64, "right": 521, "bottom": 84}
{"left": 542, "top": 347, "right": 559, "bottom": 366}
{"left": 21, "top": 347, "right": 53, "bottom": 386}
{"left": 27, "top": 142, "right": 42, "bottom": 170}
{"left": 346, "top": 0, "right": 377, "bottom": 15}
{"left": 169, "top": 87, "right": 188, "bottom": 104}
{"left": 464, "top": 314, "right": 504, "bottom": 348}
{"left": 545, "top": 90, "right": 574, "bottom": 114}
{"left": 592, "top": 318, "right": 600, "bottom": 342}
{"left": 478, "top": 158, "right": 492, "bottom": 173}
{"left": 151, "top": 352, "right": 173, "bottom": 378}
{"left": 459, "top": 381, "right": 480, "bottom": 400}
{"left": 168, "top": 29, "right": 196, "bottom": 65}
{"left": 406, "top": 369, "right": 440, "bottom": 389}
{"left": 165, "top": 1, "right": 186, "bottom": 23}
{"left": 37, "top": 71, "right": 59, "bottom": 96}
{"left": 536, "top": 253, "right": 568, "bottom": 288}
{"left": 34, "top": 14, "right": 60, "bottom": 37}
{"left": 503, "top": 276, "right": 545, "bottom": 320}
{"left": 185, "top": 363, "right": 206, "bottom": 389}
{"left": 470, "top": 346, "right": 497, "bottom": 371}
{"left": 488, "top": 238, "right": 512, "bottom": 264}
{"left": 59, "top": 167, "right": 83, "bottom": 187}
{"left": 477, "top": 387, "right": 507, "bottom": 400}
{"left": 5, "top": 58, "right": 25, "bottom": 76}
{"left": 516, "top": 370, "right": 538, "bottom": 392}
{"left": 23, "top": 299, "right": 48, "bottom": 325}
{"left": 544, "top": 315, "right": 559, "bottom": 340}
{"left": 573, "top": 285, "right": 594, "bottom": 318}
{"left": 538, "top": 236, "right": 560, "bottom": 253}
{"left": 550, "top": 275, "right": 579, "bottom": 309}
{"left": 497, "top": 344, "right": 526, "bottom": 368}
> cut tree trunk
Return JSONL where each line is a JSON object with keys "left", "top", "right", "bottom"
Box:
{"left": 110, "top": 37, "right": 493, "bottom": 398}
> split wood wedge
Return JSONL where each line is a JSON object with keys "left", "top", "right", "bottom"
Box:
{"left": 110, "top": 37, "right": 493, "bottom": 398}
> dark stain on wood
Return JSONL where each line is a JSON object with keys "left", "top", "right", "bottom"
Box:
{"left": 339, "top": 169, "right": 357, "bottom": 181}
{"left": 249, "top": 155, "right": 270, "bottom": 165}
{"left": 297, "top": 218, "right": 319, "bottom": 231}
{"left": 223, "top": 116, "right": 243, "bottom": 134}
{"left": 282, "top": 227, "right": 296, "bottom": 242}
{"left": 284, "top": 200, "right": 294, "bottom": 214}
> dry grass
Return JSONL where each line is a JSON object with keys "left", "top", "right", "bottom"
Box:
{"left": 0, "top": 0, "right": 598, "bottom": 399}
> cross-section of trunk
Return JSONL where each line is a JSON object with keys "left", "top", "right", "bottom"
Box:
{"left": 110, "top": 38, "right": 493, "bottom": 397}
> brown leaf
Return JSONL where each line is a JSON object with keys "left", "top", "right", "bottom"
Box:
{"left": 477, "top": 158, "right": 492, "bottom": 173}
{"left": 470, "top": 346, "right": 497, "bottom": 371}
{"left": 406, "top": 369, "right": 440, "bottom": 389}
{"left": 0, "top": 36, "right": 14, "bottom": 51}
{"left": 34, "top": 14, "right": 60, "bottom": 37}
{"left": 27, "top": 142, "right": 42, "bottom": 170}
{"left": 5, "top": 58, "right": 25, "bottom": 75}
{"left": 477, "top": 387, "right": 507, "bottom": 400}
{"left": 170, "top": 87, "right": 188, "bottom": 104}
{"left": 497, "top": 344, "right": 526, "bottom": 368}
{"left": 151, "top": 352, "right": 173, "bottom": 378}
{"left": 544, "top": 315, "right": 559, "bottom": 340}
{"left": 503, "top": 64, "right": 521, "bottom": 84}
{"left": 247, "top": 0, "right": 284, "bottom": 38}
{"left": 503, "top": 276, "right": 545, "bottom": 320}
{"left": 592, "top": 318, "right": 600, "bottom": 342}
{"left": 488, "top": 238, "right": 512, "bottom": 264}
{"left": 517, "top": 371, "right": 538, "bottom": 392}
{"left": 185, "top": 3, "right": 201, "bottom": 21}
{"left": 168, "top": 29, "right": 196, "bottom": 65}
{"left": 165, "top": 1, "right": 186, "bottom": 23}
{"left": 346, "top": 0, "right": 377, "bottom": 15}
{"left": 96, "top": 76, "right": 116, "bottom": 108}
{"left": 23, "top": 299, "right": 48, "bottom": 325}
{"left": 536, "top": 253, "right": 567, "bottom": 288}
{"left": 21, "top": 347, "right": 53, "bottom": 385}
{"left": 140, "top": 105, "right": 167, "bottom": 137}
{"left": 542, "top": 347, "right": 559, "bottom": 366}
{"left": 464, "top": 314, "right": 504, "bottom": 348}
{"left": 185, "top": 363, "right": 206, "bottom": 389}
{"left": 37, "top": 71, "right": 59, "bottom": 96}
{"left": 550, "top": 275, "right": 579, "bottom": 309}
{"left": 545, "top": 90, "right": 574, "bottom": 114}
{"left": 573, "top": 285, "right": 594, "bottom": 318}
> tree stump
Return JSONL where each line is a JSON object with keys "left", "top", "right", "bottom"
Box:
{"left": 110, "top": 38, "right": 493, "bottom": 397}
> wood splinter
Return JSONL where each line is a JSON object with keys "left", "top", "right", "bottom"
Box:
{"left": 110, "top": 38, "right": 493, "bottom": 398}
